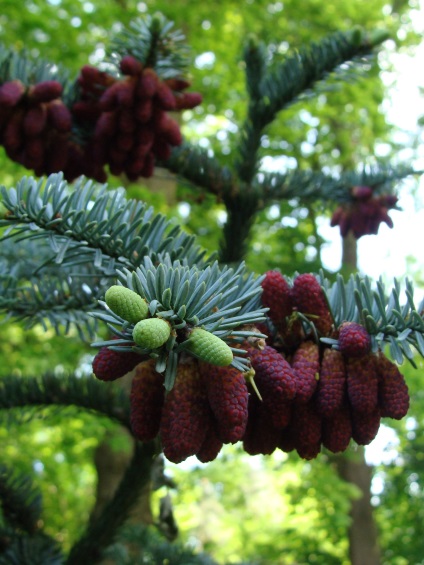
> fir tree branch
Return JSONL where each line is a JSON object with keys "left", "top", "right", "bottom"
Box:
{"left": 0, "top": 530, "right": 64, "bottom": 565}
{"left": 0, "top": 272, "right": 102, "bottom": 339}
{"left": 65, "top": 441, "right": 157, "bottom": 565}
{"left": 0, "top": 43, "right": 71, "bottom": 94}
{"left": 107, "top": 14, "right": 190, "bottom": 79}
{"left": 255, "top": 163, "right": 420, "bottom": 205}
{"left": 0, "top": 465, "right": 42, "bottom": 535}
{"left": 163, "top": 143, "right": 237, "bottom": 198}
{"left": 0, "top": 174, "right": 211, "bottom": 273}
{"left": 321, "top": 272, "right": 424, "bottom": 367}
{"left": 0, "top": 373, "right": 131, "bottom": 429}
{"left": 95, "top": 256, "right": 267, "bottom": 389}
{"left": 236, "top": 28, "right": 389, "bottom": 184}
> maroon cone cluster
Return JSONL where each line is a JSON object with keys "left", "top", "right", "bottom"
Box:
{"left": 239, "top": 334, "right": 410, "bottom": 459}
{"left": 0, "top": 79, "right": 73, "bottom": 175}
{"left": 125, "top": 358, "right": 250, "bottom": 464}
{"left": 261, "top": 271, "right": 333, "bottom": 350}
{"left": 0, "top": 56, "right": 202, "bottom": 182}
{"left": 331, "top": 185, "right": 398, "bottom": 239}
{"left": 92, "top": 311, "right": 410, "bottom": 464}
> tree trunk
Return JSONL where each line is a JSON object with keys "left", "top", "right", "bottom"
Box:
{"left": 335, "top": 449, "right": 381, "bottom": 565}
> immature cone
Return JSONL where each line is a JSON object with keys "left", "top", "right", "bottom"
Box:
{"left": 183, "top": 328, "right": 233, "bottom": 366}
{"left": 351, "top": 408, "right": 381, "bottom": 445}
{"left": 200, "top": 364, "right": 249, "bottom": 443}
{"left": 133, "top": 318, "right": 171, "bottom": 349}
{"left": 261, "top": 270, "right": 303, "bottom": 350}
{"left": 291, "top": 340, "right": 320, "bottom": 404}
{"left": 346, "top": 354, "right": 379, "bottom": 414}
{"left": 105, "top": 285, "right": 149, "bottom": 324}
{"left": 290, "top": 401, "right": 322, "bottom": 460}
{"left": 321, "top": 403, "right": 352, "bottom": 453}
{"left": 315, "top": 348, "right": 346, "bottom": 417}
{"left": 195, "top": 417, "right": 223, "bottom": 463}
{"left": 338, "top": 321, "right": 372, "bottom": 358}
{"left": 248, "top": 345, "right": 296, "bottom": 428}
{"left": 375, "top": 352, "right": 410, "bottom": 420}
{"left": 0, "top": 80, "right": 26, "bottom": 107}
{"left": 242, "top": 394, "right": 281, "bottom": 456}
{"left": 160, "top": 361, "right": 210, "bottom": 463}
{"left": 130, "top": 360, "right": 165, "bottom": 442}
{"left": 291, "top": 273, "right": 333, "bottom": 336}
{"left": 261, "top": 270, "right": 293, "bottom": 327}
{"left": 92, "top": 346, "right": 142, "bottom": 381}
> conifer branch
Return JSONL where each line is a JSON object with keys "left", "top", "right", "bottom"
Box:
{"left": 236, "top": 28, "right": 389, "bottom": 184}
{"left": 0, "top": 530, "right": 64, "bottom": 565}
{"left": 0, "top": 465, "right": 42, "bottom": 535}
{"left": 0, "top": 271, "right": 102, "bottom": 339}
{"left": 0, "top": 174, "right": 211, "bottom": 272}
{"left": 321, "top": 273, "right": 424, "bottom": 366}
{"left": 0, "top": 373, "right": 131, "bottom": 429}
{"left": 107, "top": 14, "right": 190, "bottom": 79}
{"left": 164, "top": 143, "right": 237, "bottom": 198}
{"left": 94, "top": 256, "right": 267, "bottom": 389}
{"left": 0, "top": 43, "right": 71, "bottom": 94}
{"left": 256, "top": 163, "right": 420, "bottom": 205}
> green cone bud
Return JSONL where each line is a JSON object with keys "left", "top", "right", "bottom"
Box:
{"left": 183, "top": 328, "right": 233, "bottom": 366}
{"left": 105, "top": 285, "right": 148, "bottom": 324}
{"left": 133, "top": 318, "right": 171, "bottom": 349}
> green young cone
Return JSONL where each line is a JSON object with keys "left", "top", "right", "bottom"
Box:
{"left": 105, "top": 285, "right": 149, "bottom": 324}
{"left": 183, "top": 328, "right": 233, "bottom": 366}
{"left": 133, "top": 318, "right": 171, "bottom": 349}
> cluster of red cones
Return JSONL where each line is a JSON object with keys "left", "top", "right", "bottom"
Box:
{"left": 330, "top": 185, "right": 398, "bottom": 239}
{"left": 0, "top": 56, "right": 202, "bottom": 183}
{"left": 92, "top": 270, "right": 409, "bottom": 463}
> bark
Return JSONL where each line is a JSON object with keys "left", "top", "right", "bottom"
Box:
{"left": 342, "top": 232, "right": 358, "bottom": 274}
{"left": 335, "top": 449, "right": 381, "bottom": 565}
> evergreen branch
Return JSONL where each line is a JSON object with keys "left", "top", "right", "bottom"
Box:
{"left": 243, "top": 35, "right": 268, "bottom": 102}
{"left": 0, "top": 271, "right": 103, "bottom": 339}
{"left": 94, "top": 255, "right": 267, "bottom": 389}
{"left": 107, "top": 14, "right": 190, "bottom": 79}
{"left": 0, "top": 174, "right": 211, "bottom": 272}
{"left": 236, "top": 27, "right": 389, "bottom": 184}
{"left": 0, "top": 465, "right": 42, "bottom": 535}
{"left": 321, "top": 273, "right": 424, "bottom": 366}
{"left": 163, "top": 143, "right": 237, "bottom": 198}
{"left": 66, "top": 441, "right": 157, "bottom": 565}
{"left": 0, "top": 530, "right": 64, "bottom": 565}
{"left": 255, "top": 163, "right": 420, "bottom": 205}
{"left": 0, "top": 373, "right": 131, "bottom": 429}
{"left": 260, "top": 28, "right": 385, "bottom": 121}
{"left": 0, "top": 43, "right": 71, "bottom": 93}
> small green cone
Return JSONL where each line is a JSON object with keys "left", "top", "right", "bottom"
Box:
{"left": 105, "top": 285, "right": 149, "bottom": 324}
{"left": 182, "top": 328, "right": 233, "bottom": 366}
{"left": 133, "top": 318, "right": 171, "bottom": 349}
